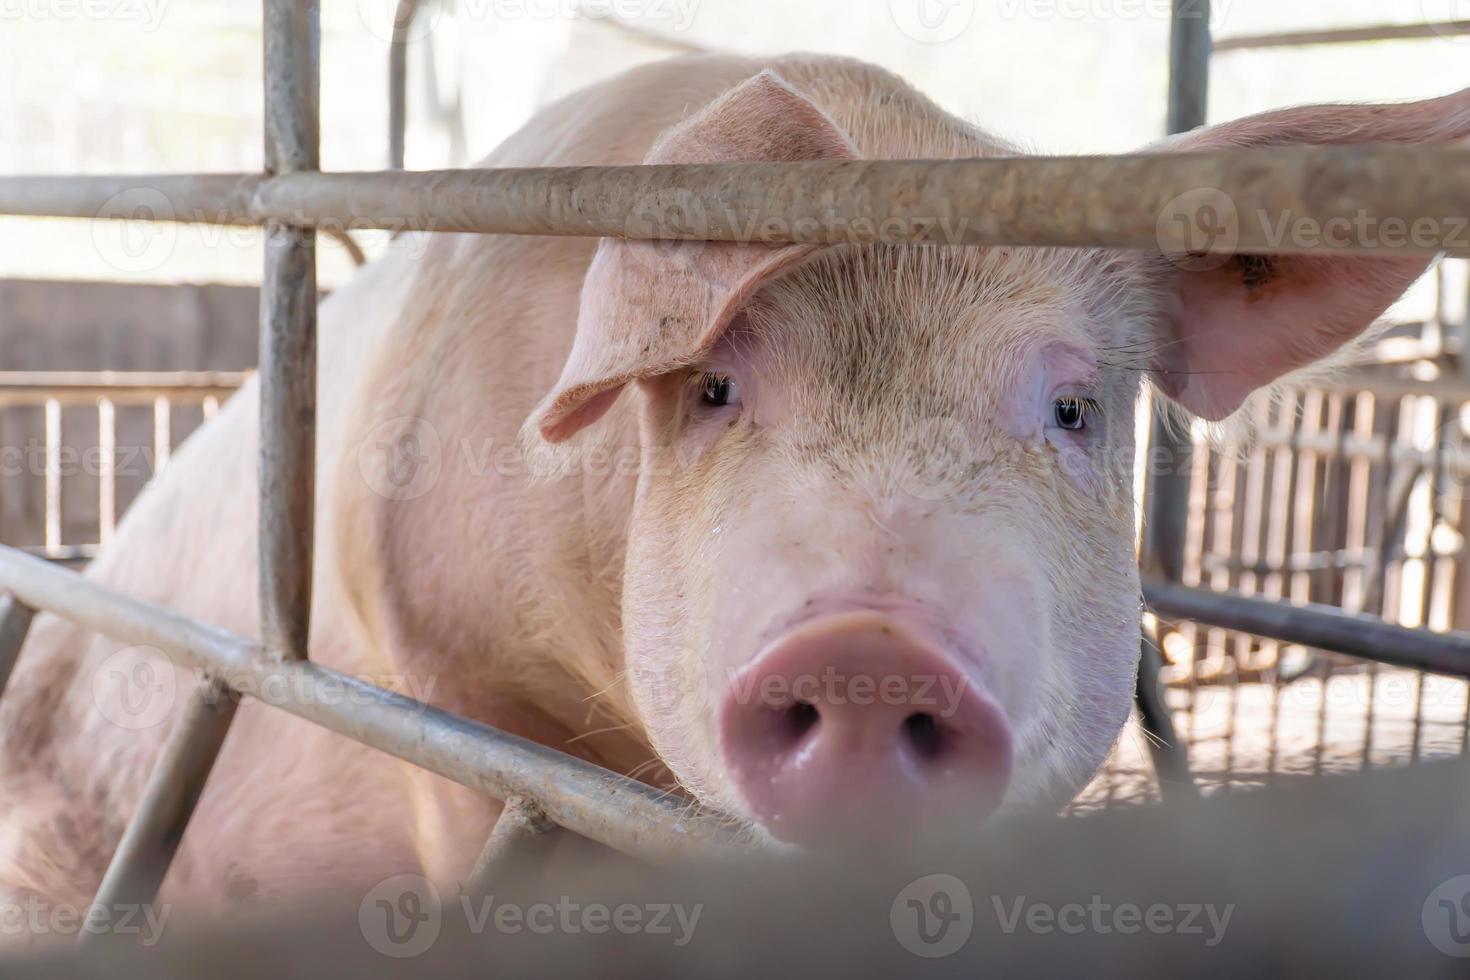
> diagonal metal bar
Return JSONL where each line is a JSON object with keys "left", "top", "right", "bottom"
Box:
{"left": 0, "top": 592, "right": 36, "bottom": 700}
{"left": 1215, "top": 21, "right": 1470, "bottom": 52}
{"left": 0, "top": 545, "right": 744, "bottom": 864}
{"left": 86, "top": 682, "right": 239, "bottom": 919}
{"left": 462, "top": 795, "right": 563, "bottom": 899}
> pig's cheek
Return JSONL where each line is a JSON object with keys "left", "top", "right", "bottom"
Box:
{"left": 1048, "top": 440, "right": 1101, "bottom": 497}
{"left": 672, "top": 416, "right": 736, "bottom": 472}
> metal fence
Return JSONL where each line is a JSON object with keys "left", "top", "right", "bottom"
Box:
{"left": 0, "top": 0, "right": 1469, "bottom": 918}
{"left": 1088, "top": 6, "right": 1470, "bottom": 809}
{"left": 0, "top": 371, "right": 243, "bottom": 566}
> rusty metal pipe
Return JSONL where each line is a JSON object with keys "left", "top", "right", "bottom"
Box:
{"left": 0, "top": 144, "right": 1467, "bottom": 255}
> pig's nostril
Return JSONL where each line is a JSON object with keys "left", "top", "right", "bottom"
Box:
{"left": 902, "top": 712, "right": 944, "bottom": 761}
{"left": 784, "top": 701, "right": 820, "bottom": 740}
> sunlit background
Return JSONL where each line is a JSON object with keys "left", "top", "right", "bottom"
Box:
{"left": 2, "top": 0, "right": 1468, "bottom": 286}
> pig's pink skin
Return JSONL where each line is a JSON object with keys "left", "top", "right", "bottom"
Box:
{"left": 1, "top": 53, "right": 1465, "bottom": 912}
{"left": 719, "top": 608, "right": 1014, "bottom": 845}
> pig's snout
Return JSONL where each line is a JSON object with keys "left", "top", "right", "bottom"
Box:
{"left": 718, "top": 610, "right": 1013, "bottom": 845}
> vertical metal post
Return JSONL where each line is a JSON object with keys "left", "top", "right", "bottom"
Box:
{"left": 388, "top": 0, "right": 422, "bottom": 169}
{"left": 1165, "top": 0, "right": 1212, "bottom": 138}
{"left": 86, "top": 2, "right": 323, "bottom": 921}
{"left": 261, "top": 0, "right": 320, "bottom": 662}
{"left": 1136, "top": 0, "right": 1211, "bottom": 800}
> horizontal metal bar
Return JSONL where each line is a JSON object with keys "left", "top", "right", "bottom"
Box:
{"left": 0, "top": 144, "right": 1467, "bottom": 255}
{"left": 1143, "top": 579, "right": 1470, "bottom": 676}
{"left": 1215, "top": 21, "right": 1470, "bottom": 52}
{"left": 0, "top": 371, "right": 246, "bottom": 406}
{"left": 0, "top": 545, "right": 742, "bottom": 864}
{"left": 88, "top": 681, "right": 239, "bottom": 916}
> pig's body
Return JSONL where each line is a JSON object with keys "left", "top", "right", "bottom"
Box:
{"left": 3, "top": 49, "right": 1466, "bottom": 910}
{"left": 0, "top": 53, "right": 1014, "bottom": 905}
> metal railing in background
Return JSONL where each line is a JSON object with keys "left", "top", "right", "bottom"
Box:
{"left": 0, "top": 371, "right": 245, "bottom": 565}
{"left": 1122, "top": 4, "right": 1470, "bottom": 806}
{"left": 0, "top": 0, "right": 1465, "bottom": 922}
{"left": 1214, "top": 20, "right": 1470, "bottom": 52}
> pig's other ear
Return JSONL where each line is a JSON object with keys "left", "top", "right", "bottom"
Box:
{"left": 527, "top": 70, "right": 857, "bottom": 444}
{"left": 1144, "top": 88, "right": 1470, "bottom": 420}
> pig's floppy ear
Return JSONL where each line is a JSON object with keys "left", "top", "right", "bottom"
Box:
{"left": 1145, "top": 88, "right": 1470, "bottom": 420}
{"left": 527, "top": 70, "right": 857, "bottom": 444}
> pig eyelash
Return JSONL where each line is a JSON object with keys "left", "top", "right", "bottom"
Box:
{"left": 696, "top": 372, "right": 742, "bottom": 409}
{"left": 1051, "top": 395, "right": 1100, "bottom": 433}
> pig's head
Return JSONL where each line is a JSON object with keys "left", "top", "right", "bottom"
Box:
{"left": 526, "top": 72, "right": 1470, "bottom": 845}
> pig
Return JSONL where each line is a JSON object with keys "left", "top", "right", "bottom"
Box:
{"left": 1, "top": 52, "right": 1467, "bottom": 913}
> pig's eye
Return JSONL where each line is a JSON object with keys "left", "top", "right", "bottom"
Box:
{"left": 699, "top": 373, "right": 741, "bottom": 408}
{"left": 1052, "top": 396, "right": 1097, "bottom": 432}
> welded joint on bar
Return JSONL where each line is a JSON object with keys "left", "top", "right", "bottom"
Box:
{"left": 461, "top": 795, "right": 563, "bottom": 899}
